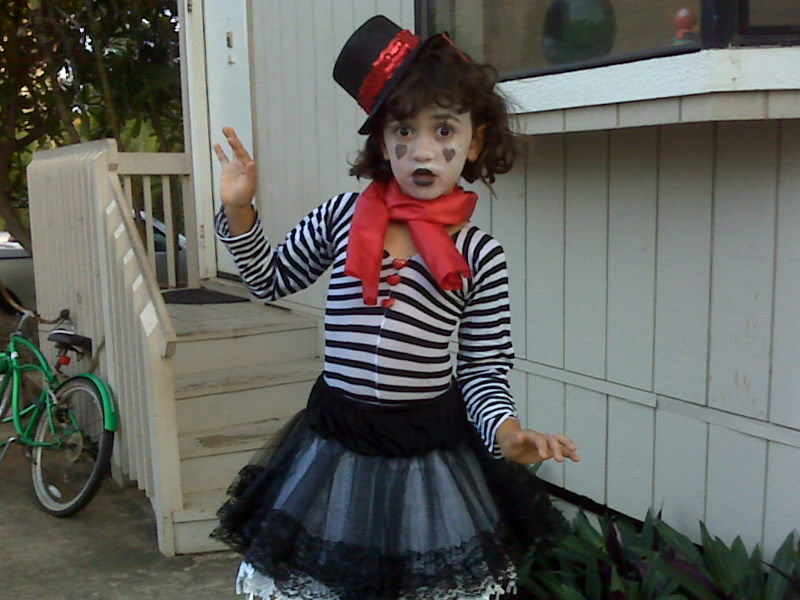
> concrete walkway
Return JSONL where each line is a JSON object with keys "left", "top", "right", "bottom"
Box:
{"left": 0, "top": 422, "right": 241, "bottom": 600}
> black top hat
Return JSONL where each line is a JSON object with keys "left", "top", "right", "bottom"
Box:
{"left": 333, "top": 15, "right": 442, "bottom": 135}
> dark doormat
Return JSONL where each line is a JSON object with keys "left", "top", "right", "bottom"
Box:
{"left": 162, "top": 288, "right": 249, "bottom": 304}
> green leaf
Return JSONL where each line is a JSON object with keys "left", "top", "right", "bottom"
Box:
{"left": 699, "top": 522, "right": 728, "bottom": 585}
{"left": 574, "top": 510, "right": 605, "bottom": 549}
{"left": 651, "top": 557, "right": 720, "bottom": 600}
{"left": 552, "top": 582, "right": 591, "bottom": 600}
{"left": 655, "top": 520, "right": 704, "bottom": 565}
{"left": 765, "top": 533, "right": 798, "bottom": 599}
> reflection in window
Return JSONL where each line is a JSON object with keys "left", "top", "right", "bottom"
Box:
{"left": 432, "top": 0, "right": 702, "bottom": 78}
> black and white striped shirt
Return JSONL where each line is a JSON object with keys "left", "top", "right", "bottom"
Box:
{"left": 216, "top": 191, "right": 517, "bottom": 457}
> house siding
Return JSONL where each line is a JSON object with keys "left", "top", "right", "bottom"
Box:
{"left": 515, "top": 120, "right": 800, "bottom": 557}
{"left": 242, "top": 0, "right": 799, "bottom": 559}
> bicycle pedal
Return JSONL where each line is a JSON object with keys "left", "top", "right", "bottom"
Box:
{"left": 0, "top": 437, "right": 17, "bottom": 465}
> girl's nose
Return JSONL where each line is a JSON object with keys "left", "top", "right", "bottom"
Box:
{"left": 411, "top": 135, "right": 436, "bottom": 162}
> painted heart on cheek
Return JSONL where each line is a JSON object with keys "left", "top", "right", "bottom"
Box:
{"left": 395, "top": 144, "right": 407, "bottom": 160}
{"left": 443, "top": 148, "right": 456, "bottom": 162}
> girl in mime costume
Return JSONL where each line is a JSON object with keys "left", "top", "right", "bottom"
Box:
{"left": 211, "top": 15, "right": 580, "bottom": 600}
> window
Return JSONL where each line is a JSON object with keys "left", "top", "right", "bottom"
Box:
{"left": 420, "top": 1, "right": 800, "bottom": 80}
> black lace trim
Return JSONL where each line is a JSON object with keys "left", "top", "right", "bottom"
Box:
{"left": 213, "top": 487, "right": 516, "bottom": 600}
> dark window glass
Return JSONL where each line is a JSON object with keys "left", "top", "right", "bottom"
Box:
{"left": 431, "top": 0, "right": 702, "bottom": 79}
{"left": 744, "top": 0, "right": 800, "bottom": 28}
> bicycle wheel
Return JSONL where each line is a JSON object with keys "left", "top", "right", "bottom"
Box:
{"left": 30, "top": 377, "right": 114, "bottom": 517}
{"left": 0, "top": 374, "right": 11, "bottom": 419}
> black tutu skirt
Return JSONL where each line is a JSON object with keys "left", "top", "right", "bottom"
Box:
{"left": 211, "top": 375, "right": 566, "bottom": 600}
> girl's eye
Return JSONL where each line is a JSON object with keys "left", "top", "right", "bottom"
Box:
{"left": 437, "top": 126, "right": 452, "bottom": 137}
{"left": 396, "top": 126, "right": 411, "bottom": 137}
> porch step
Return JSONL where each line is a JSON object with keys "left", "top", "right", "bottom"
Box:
{"left": 167, "top": 297, "right": 323, "bottom": 553}
{"left": 174, "top": 358, "right": 321, "bottom": 433}
{"left": 179, "top": 412, "right": 301, "bottom": 495}
{"left": 175, "top": 357, "right": 322, "bottom": 400}
{"left": 173, "top": 488, "right": 230, "bottom": 554}
{"left": 168, "top": 301, "right": 320, "bottom": 375}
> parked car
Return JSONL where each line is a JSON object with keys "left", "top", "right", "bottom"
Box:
{"left": 0, "top": 216, "right": 186, "bottom": 316}
{"left": 0, "top": 232, "right": 36, "bottom": 313}
{"left": 140, "top": 212, "right": 188, "bottom": 287}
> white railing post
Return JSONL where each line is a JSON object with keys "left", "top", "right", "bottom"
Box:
{"left": 27, "top": 140, "right": 185, "bottom": 556}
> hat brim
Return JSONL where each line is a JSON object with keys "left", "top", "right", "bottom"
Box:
{"left": 357, "top": 33, "right": 444, "bottom": 135}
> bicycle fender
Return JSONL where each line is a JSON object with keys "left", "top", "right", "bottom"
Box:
{"left": 71, "top": 373, "right": 119, "bottom": 432}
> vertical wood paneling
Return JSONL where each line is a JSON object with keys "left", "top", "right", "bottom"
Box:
{"left": 771, "top": 120, "right": 800, "bottom": 428}
{"left": 706, "top": 425, "right": 767, "bottom": 548}
{"left": 206, "top": 0, "right": 253, "bottom": 275}
{"left": 565, "top": 386, "right": 607, "bottom": 502}
{"left": 526, "top": 134, "right": 565, "bottom": 367}
{"left": 654, "top": 123, "right": 713, "bottom": 403}
{"left": 491, "top": 145, "right": 527, "bottom": 355}
{"left": 607, "top": 128, "right": 657, "bottom": 389}
{"left": 607, "top": 398, "right": 654, "bottom": 517}
{"left": 277, "top": 1, "right": 308, "bottom": 306}
{"left": 331, "top": 3, "right": 359, "bottom": 194}
{"left": 294, "top": 0, "right": 324, "bottom": 308}
{"left": 252, "top": 1, "right": 286, "bottom": 243}
{"left": 709, "top": 122, "right": 777, "bottom": 418}
{"left": 528, "top": 375, "right": 566, "bottom": 486}
{"left": 465, "top": 180, "right": 492, "bottom": 232}
{"left": 311, "top": 0, "right": 339, "bottom": 202}
{"left": 764, "top": 442, "right": 800, "bottom": 557}
{"left": 564, "top": 131, "right": 608, "bottom": 378}
{"left": 654, "top": 410, "right": 708, "bottom": 543}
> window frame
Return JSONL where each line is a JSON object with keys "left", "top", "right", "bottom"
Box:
{"left": 416, "top": 0, "right": 800, "bottom": 81}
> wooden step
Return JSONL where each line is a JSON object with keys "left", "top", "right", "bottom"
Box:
{"left": 179, "top": 416, "right": 297, "bottom": 494}
{"left": 175, "top": 357, "right": 322, "bottom": 400}
{"left": 172, "top": 325, "right": 319, "bottom": 376}
{"left": 168, "top": 299, "right": 314, "bottom": 339}
{"left": 175, "top": 358, "right": 320, "bottom": 434}
{"left": 168, "top": 300, "right": 320, "bottom": 375}
{"left": 173, "top": 488, "right": 230, "bottom": 554}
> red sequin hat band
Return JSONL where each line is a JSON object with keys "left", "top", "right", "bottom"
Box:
{"left": 357, "top": 29, "right": 420, "bottom": 114}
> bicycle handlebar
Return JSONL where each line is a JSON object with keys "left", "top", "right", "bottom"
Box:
{"left": 0, "top": 280, "right": 65, "bottom": 325}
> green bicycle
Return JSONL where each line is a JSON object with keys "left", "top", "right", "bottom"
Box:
{"left": 0, "top": 287, "right": 117, "bottom": 517}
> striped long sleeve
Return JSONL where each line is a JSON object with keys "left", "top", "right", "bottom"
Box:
{"left": 215, "top": 193, "right": 355, "bottom": 300}
{"left": 457, "top": 236, "right": 517, "bottom": 458}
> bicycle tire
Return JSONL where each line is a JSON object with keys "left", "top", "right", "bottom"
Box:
{"left": 0, "top": 374, "right": 11, "bottom": 419}
{"left": 30, "top": 377, "right": 114, "bottom": 517}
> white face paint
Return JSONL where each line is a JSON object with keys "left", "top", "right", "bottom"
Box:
{"left": 382, "top": 105, "right": 482, "bottom": 200}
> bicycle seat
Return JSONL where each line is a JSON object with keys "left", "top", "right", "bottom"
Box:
{"left": 47, "top": 329, "right": 93, "bottom": 355}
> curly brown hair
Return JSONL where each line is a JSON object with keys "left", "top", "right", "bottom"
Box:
{"left": 349, "top": 36, "right": 516, "bottom": 186}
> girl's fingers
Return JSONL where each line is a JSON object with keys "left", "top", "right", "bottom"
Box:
{"left": 213, "top": 143, "right": 229, "bottom": 165}
{"left": 224, "top": 127, "right": 253, "bottom": 164}
{"left": 533, "top": 435, "right": 550, "bottom": 460}
{"left": 548, "top": 437, "right": 564, "bottom": 462}
{"left": 556, "top": 434, "right": 577, "bottom": 450}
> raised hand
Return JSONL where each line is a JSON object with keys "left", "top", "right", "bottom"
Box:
{"left": 214, "top": 126, "right": 257, "bottom": 209}
{"left": 497, "top": 420, "right": 580, "bottom": 465}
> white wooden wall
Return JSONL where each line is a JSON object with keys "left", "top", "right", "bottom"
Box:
{"left": 240, "top": 1, "right": 799, "bottom": 560}
{"left": 503, "top": 120, "right": 800, "bottom": 559}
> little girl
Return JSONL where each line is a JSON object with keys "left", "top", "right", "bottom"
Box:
{"left": 211, "top": 15, "right": 580, "bottom": 600}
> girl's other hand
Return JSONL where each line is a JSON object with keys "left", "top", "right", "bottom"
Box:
{"left": 497, "top": 420, "right": 580, "bottom": 465}
{"left": 214, "top": 127, "right": 257, "bottom": 208}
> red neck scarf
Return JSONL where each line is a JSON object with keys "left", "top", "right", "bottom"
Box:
{"left": 345, "top": 179, "right": 477, "bottom": 305}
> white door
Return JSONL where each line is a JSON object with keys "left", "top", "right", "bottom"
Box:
{"left": 205, "top": 0, "right": 254, "bottom": 275}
